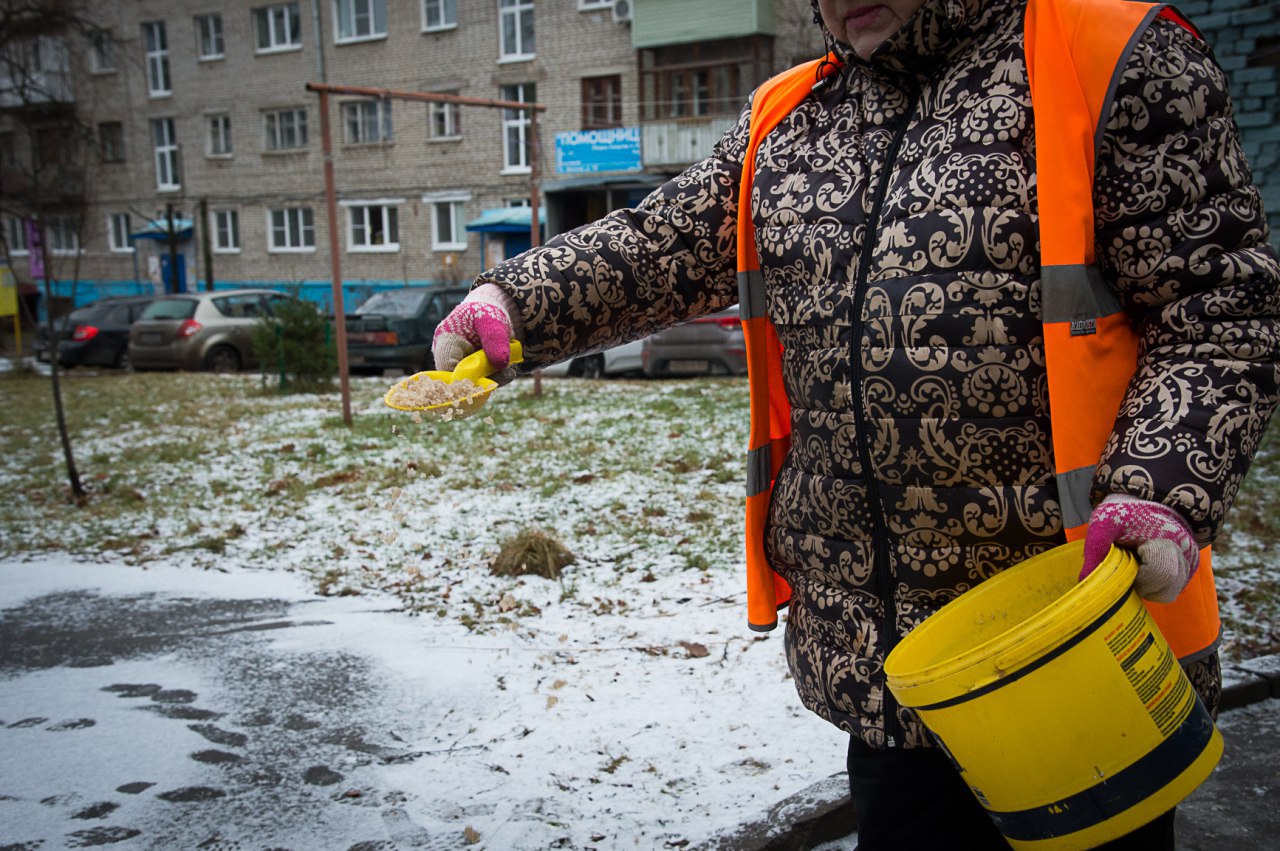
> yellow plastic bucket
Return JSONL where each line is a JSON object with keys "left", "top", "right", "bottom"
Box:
{"left": 884, "top": 540, "right": 1222, "bottom": 850}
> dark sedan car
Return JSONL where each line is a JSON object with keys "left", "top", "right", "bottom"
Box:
{"left": 343, "top": 286, "right": 469, "bottom": 375}
{"left": 35, "top": 295, "right": 156, "bottom": 369}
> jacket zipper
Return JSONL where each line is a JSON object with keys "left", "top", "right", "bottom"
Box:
{"left": 849, "top": 76, "right": 919, "bottom": 749}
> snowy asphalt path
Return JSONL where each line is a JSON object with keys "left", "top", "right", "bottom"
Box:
{"left": 0, "top": 577, "right": 441, "bottom": 850}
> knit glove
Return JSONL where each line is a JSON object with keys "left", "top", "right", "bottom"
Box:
{"left": 1079, "top": 494, "right": 1200, "bottom": 604}
{"left": 432, "top": 284, "right": 520, "bottom": 379}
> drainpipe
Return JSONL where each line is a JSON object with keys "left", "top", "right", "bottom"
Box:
{"left": 310, "top": 0, "right": 327, "bottom": 82}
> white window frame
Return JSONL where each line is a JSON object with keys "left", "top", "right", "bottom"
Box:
{"left": 99, "top": 121, "right": 125, "bottom": 163}
{"left": 88, "top": 28, "right": 116, "bottom": 73}
{"left": 341, "top": 199, "right": 402, "bottom": 253}
{"left": 196, "top": 14, "right": 225, "bottom": 60}
{"left": 4, "top": 216, "right": 29, "bottom": 256}
{"left": 578, "top": 0, "right": 612, "bottom": 9}
{"left": 267, "top": 207, "right": 315, "bottom": 253}
{"left": 422, "top": 0, "right": 457, "bottom": 31}
{"left": 151, "top": 117, "right": 181, "bottom": 191}
{"left": 498, "top": 0, "right": 535, "bottom": 62}
{"left": 207, "top": 113, "right": 233, "bottom": 157}
{"left": 107, "top": 213, "right": 133, "bottom": 253}
{"left": 335, "top": 0, "right": 386, "bottom": 43}
{"left": 254, "top": 3, "right": 303, "bottom": 53}
{"left": 264, "top": 107, "right": 308, "bottom": 151}
{"left": 428, "top": 95, "right": 460, "bottom": 140}
{"left": 423, "top": 192, "right": 469, "bottom": 252}
{"left": 47, "top": 215, "right": 81, "bottom": 256}
{"left": 499, "top": 83, "right": 533, "bottom": 174}
{"left": 341, "top": 100, "right": 393, "bottom": 144}
{"left": 213, "top": 209, "right": 240, "bottom": 253}
{"left": 142, "top": 21, "right": 171, "bottom": 97}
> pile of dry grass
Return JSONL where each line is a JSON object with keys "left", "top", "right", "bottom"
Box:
{"left": 490, "top": 529, "right": 575, "bottom": 579}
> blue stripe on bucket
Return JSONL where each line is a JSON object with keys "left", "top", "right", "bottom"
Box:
{"left": 912, "top": 590, "right": 1130, "bottom": 712}
{"left": 986, "top": 699, "right": 1216, "bottom": 841}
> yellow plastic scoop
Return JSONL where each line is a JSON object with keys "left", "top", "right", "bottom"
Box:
{"left": 384, "top": 341, "right": 523, "bottom": 420}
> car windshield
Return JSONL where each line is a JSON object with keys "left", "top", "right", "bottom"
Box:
{"left": 356, "top": 290, "right": 427, "bottom": 317}
{"left": 140, "top": 298, "right": 198, "bottom": 321}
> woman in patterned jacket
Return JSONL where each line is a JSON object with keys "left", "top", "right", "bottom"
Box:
{"left": 432, "top": 0, "right": 1280, "bottom": 847}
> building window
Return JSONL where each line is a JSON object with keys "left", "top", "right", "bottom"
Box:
{"left": 422, "top": 0, "right": 457, "bottom": 31}
{"left": 499, "top": 83, "right": 534, "bottom": 172}
{"left": 48, "top": 215, "right": 80, "bottom": 255}
{"left": 0, "top": 133, "right": 16, "bottom": 169}
{"left": 582, "top": 75, "right": 622, "bottom": 130}
{"left": 108, "top": 213, "right": 132, "bottom": 253}
{"left": 89, "top": 28, "right": 116, "bottom": 73}
{"left": 207, "top": 114, "right": 233, "bottom": 156}
{"left": 99, "top": 122, "right": 124, "bottom": 162}
{"left": 499, "top": 0, "right": 534, "bottom": 61}
{"left": 425, "top": 194, "right": 468, "bottom": 251}
{"left": 142, "top": 21, "right": 171, "bottom": 97}
{"left": 34, "top": 125, "right": 77, "bottom": 171}
{"left": 213, "top": 209, "right": 240, "bottom": 252}
{"left": 3, "top": 216, "right": 29, "bottom": 256}
{"left": 344, "top": 201, "right": 400, "bottom": 251}
{"left": 255, "top": 3, "right": 302, "bottom": 52}
{"left": 640, "top": 36, "right": 772, "bottom": 120}
{"left": 196, "top": 14, "right": 225, "bottom": 60}
{"left": 151, "top": 117, "right": 180, "bottom": 190}
{"left": 342, "top": 100, "right": 392, "bottom": 144}
{"left": 335, "top": 0, "right": 386, "bottom": 42}
{"left": 429, "top": 95, "right": 460, "bottom": 139}
{"left": 264, "top": 108, "right": 308, "bottom": 150}
{"left": 268, "top": 207, "right": 315, "bottom": 251}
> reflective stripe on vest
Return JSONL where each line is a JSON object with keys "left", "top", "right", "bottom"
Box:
{"left": 738, "top": 0, "right": 1220, "bottom": 659}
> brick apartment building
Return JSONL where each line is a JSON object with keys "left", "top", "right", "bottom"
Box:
{"left": 0, "top": 0, "right": 825, "bottom": 313}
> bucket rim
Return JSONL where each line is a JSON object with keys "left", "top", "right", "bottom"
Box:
{"left": 885, "top": 542, "right": 1139, "bottom": 697}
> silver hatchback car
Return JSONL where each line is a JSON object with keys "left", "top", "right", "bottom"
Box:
{"left": 128, "top": 288, "right": 299, "bottom": 372}
{"left": 642, "top": 306, "right": 747, "bottom": 377}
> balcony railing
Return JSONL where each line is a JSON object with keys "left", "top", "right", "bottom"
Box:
{"left": 641, "top": 116, "right": 737, "bottom": 168}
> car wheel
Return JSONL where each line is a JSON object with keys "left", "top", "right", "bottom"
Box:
{"left": 113, "top": 348, "right": 131, "bottom": 371}
{"left": 205, "top": 345, "right": 241, "bottom": 373}
{"left": 575, "top": 354, "right": 605, "bottom": 379}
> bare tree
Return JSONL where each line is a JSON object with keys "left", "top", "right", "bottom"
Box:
{"left": 1, "top": 0, "right": 108, "bottom": 504}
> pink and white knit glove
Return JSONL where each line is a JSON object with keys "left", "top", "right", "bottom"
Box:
{"left": 432, "top": 284, "right": 519, "bottom": 374}
{"left": 1079, "top": 494, "right": 1200, "bottom": 604}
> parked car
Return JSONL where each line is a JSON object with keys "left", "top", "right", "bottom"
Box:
{"left": 342, "top": 286, "right": 469, "bottom": 375}
{"left": 538, "top": 338, "right": 647, "bottom": 379}
{"left": 642, "top": 307, "right": 747, "bottom": 377}
{"left": 128, "top": 288, "right": 301, "bottom": 372}
{"left": 35, "top": 295, "right": 155, "bottom": 370}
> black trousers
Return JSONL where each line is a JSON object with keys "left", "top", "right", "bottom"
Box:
{"left": 846, "top": 737, "right": 1176, "bottom": 850}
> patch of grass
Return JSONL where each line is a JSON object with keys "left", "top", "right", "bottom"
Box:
{"left": 491, "top": 529, "right": 575, "bottom": 579}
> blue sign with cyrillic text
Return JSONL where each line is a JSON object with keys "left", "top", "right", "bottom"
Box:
{"left": 554, "top": 128, "right": 643, "bottom": 175}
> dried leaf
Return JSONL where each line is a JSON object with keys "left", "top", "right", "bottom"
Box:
{"left": 546, "top": 695, "right": 559, "bottom": 709}
{"left": 679, "top": 641, "right": 710, "bottom": 658}
{"left": 499, "top": 592, "right": 518, "bottom": 612}
{"left": 463, "top": 825, "right": 481, "bottom": 845}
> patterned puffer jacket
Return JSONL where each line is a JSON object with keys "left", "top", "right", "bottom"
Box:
{"left": 477, "top": 0, "right": 1280, "bottom": 749}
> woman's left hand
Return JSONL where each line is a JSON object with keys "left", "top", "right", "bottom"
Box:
{"left": 1079, "top": 495, "right": 1200, "bottom": 604}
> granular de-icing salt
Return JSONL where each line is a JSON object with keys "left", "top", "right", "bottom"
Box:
{"left": 386, "top": 377, "right": 481, "bottom": 410}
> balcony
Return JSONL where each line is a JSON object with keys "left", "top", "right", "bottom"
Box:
{"left": 641, "top": 116, "right": 737, "bottom": 168}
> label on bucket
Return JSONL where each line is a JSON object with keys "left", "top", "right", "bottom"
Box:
{"left": 1105, "top": 614, "right": 1194, "bottom": 738}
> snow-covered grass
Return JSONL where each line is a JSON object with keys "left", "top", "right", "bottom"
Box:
{"left": 2, "top": 366, "right": 1275, "bottom": 661}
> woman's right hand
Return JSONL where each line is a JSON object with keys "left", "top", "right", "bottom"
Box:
{"left": 431, "top": 284, "right": 518, "bottom": 373}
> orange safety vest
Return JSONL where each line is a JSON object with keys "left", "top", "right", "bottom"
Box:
{"left": 738, "top": 0, "right": 1221, "bottom": 661}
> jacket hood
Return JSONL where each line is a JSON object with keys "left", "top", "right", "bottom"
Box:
{"left": 815, "top": 0, "right": 1017, "bottom": 78}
